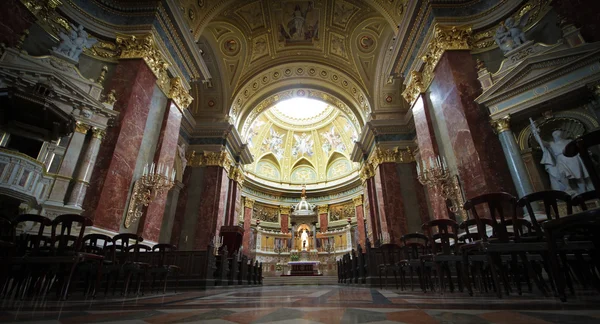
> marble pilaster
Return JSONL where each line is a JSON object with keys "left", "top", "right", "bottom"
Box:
{"left": 364, "top": 177, "right": 380, "bottom": 246}
{"left": 242, "top": 198, "right": 254, "bottom": 253}
{"left": 48, "top": 123, "right": 89, "bottom": 204}
{"left": 83, "top": 59, "right": 157, "bottom": 232}
{"left": 428, "top": 51, "right": 515, "bottom": 199}
{"left": 170, "top": 167, "right": 192, "bottom": 246}
{"left": 412, "top": 94, "right": 448, "bottom": 219}
{"left": 353, "top": 196, "right": 366, "bottom": 249}
{"left": 138, "top": 101, "right": 183, "bottom": 242}
{"left": 491, "top": 116, "right": 534, "bottom": 198}
{"left": 66, "top": 127, "right": 105, "bottom": 207}
{"left": 193, "top": 166, "right": 230, "bottom": 250}
{"left": 159, "top": 180, "right": 183, "bottom": 244}
{"left": 0, "top": 0, "right": 35, "bottom": 47}
{"left": 279, "top": 205, "right": 290, "bottom": 233}
{"left": 318, "top": 205, "right": 328, "bottom": 233}
{"left": 373, "top": 162, "right": 407, "bottom": 245}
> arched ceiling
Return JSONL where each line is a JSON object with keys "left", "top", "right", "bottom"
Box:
{"left": 180, "top": 0, "right": 409, "bottom": 125}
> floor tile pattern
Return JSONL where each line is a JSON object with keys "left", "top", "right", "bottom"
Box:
{"left": 1, "top": 285, "right": 600, "bottom": 323}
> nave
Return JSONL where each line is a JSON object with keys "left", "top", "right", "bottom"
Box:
{"left": 2, "top": 285, "right": 600, "bottom": 324}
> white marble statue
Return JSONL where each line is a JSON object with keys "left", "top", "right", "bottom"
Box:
{"left": 53, "top": 24, "right": 97, "bottom": 61}
{"left": 531, "top": 119, "right": 594, "bottom": 194}
{"left": 494, "top": 14, "right": 529, "bottom": 53}
{"left": 300, "top": 229, "right": 309, "bottom": 251}
{"left": 177, "top": 143, "right": 188, "bottom": 171}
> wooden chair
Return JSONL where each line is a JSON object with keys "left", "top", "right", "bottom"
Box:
{"left": 399, "top": 233, "right": 429, "bottom": 292}
{"left": 572, "top": 191, "right": 600, "bottom": 211}
{"left": 422, "top": 219, "right": 465, "bottom": 294}
{"left": 150, "top": 244, "right": 180, "bottom": 293}
{"left": 106, "top": 233, "right": 144, "bottom": 296}
{"left": 517, "top": 190, "right": 573, "bottom": 238}
{"left": 462, "top": 192, "right": 550, "bottom": 298}
{"left": 563, "top": 129, "right": 600, "bottom": 199}
{"left": 81, "top": 234, "right": 113, "bottom": 297}
{"left": 459, "top": 218, "right": 494, "bottom": 294}
{"left": 125, "top": 243, "right": 152, "bottom": 296}
{"left": 377, "top": 243, "right": 403, "bottom": 289}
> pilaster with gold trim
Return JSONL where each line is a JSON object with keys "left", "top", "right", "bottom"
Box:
{"left": 491, "top": 115, "right": 534, "bottom": 197}
{"left": 242, "top": 197, "right": 255, "bottom": 252}
{"left": 317, "top": 205, "right": 329, "bottom": 233}
{"left": 279, "top": 205, "right": 291, "bottom": 233}
{"left": 66, "top": 127, "right": 106, "bottom": 207}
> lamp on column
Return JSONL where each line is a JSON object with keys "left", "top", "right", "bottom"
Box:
{"left": 416, "top": 155, "right": 467, "bottom": 221}
{"left": 124, "top": 162, "right": 175, "bottom": 228}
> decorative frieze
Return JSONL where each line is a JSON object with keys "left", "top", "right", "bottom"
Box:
{"left": 402, "top": 25, "right": 472, "bottom": 105}
{"left": 329, "top": 202, "right": 354, "bottom": 221}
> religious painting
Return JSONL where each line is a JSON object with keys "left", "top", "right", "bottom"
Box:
{"left": 332, "top": 0, "right": 358, "bottom": 28}
{"left": 291, "top": 166, "right": 317, "bottom": 183}
{"left": 327, "top": 158, "right": 352, "bottom": 179}
{"left": 277, "top": 1, "right": 320, "bottom": 44}
{"left": 339, "top": 116, "right": 358, "bottom": 142}
{"left": 253, "top": 203, "right": 279, "bottom": 223}
{"left": 235, "top": 1, "right": 265, "bottom": 30}
{"left": 262, "top": 127, "right": 285, "bottom": 160}
{"left": 251, "top": 34, "right": 269, "bottom": 60}
{"left": 330, "top": 33, "right": 347, "bottom": 58}
{"left": 292, "top": 133, "right": 314, "bottom": 157}
{"left": 330, "top": 202, "right": 354, "bottom": 221}
{"left": 256, "top": 160, "right": 281, "bottom": 181}
{"left": 321, "top": 126, "right": 346, "bottom": 156}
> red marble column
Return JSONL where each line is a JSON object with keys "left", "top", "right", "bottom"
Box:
{"left": 170, "top": 167, "right": 191, "bottom": 246}
{"left": 0, "top": 0, "right": 35, "bottom": 47}
{"left": 412, "top": 94, "right": 449, "bottom": 219}
{"left": 429, "top": 51, "right": 514, "bottom": 199}
{"left": 364, "top": 177, "right": 380, "bottom": 245}
{"left": 353, "top": 196, "right": 366, "bottom": 249}
{"left": 318, "top": 206, "right": 328, "bottom": 233}
{"left": 373, "top": 162, "right": 407, "bottom": 245}
{"left": 193, "top": 166, "right": 230, "bottom": 250}
{"left": 137, "top": 101, "right": 182, "bottom": 242}
{"left": 242, "top": 199, "right": 253, "bottom": 254}
{"left": 280, "top": 212, "right": 289, "bottom": 233}
{"left": 83, "top": 59, "right": 157, "bottom": 232}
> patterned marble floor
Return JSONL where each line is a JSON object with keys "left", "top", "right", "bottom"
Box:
{"left": 1, "top": 285, "right": 600, "bottom": 323}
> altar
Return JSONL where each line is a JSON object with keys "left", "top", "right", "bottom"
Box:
{"left": 287, "top": 261, "right": 321, "bottom": 276}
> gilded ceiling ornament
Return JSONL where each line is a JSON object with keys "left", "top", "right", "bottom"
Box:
{"left": 490, "top": 115, "right": 511, "bottom": 134}
{"left": 352, "top": 195, "right": 363, "bottom": 207}
{"left": 168, "top": 77, "right": 193, "bottom": 110}
{"left": 402, "top": 25, "right": 472, "bottom": 106}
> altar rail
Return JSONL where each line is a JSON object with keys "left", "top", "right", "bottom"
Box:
{"left": 0, "top": 148, "right": 53, "bottom": 205}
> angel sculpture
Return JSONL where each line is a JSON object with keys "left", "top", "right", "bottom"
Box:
{"left": 292, "top": 133, "right": 314, "bottom": 157}
{"left": 53, "top": 24, "right": 98, "bottom": 61}
{"left": 494, "top": 13, "right": 530, "bottom": 53}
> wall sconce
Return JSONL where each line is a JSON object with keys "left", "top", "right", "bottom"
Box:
{"left": 124, "top": 162, "right": 175, "bottom": 228}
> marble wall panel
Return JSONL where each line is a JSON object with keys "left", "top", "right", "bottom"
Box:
{"left": 83, "top": 60, "right": 156, "bottom": 232}
{"left": 429, "top": 51, "right": 515, "bottom": 200}
{"left": 396, "top": 163, "right": 426, "bottom": 233}
{"left": 193, "top": 166, "right": 230, "bottom": 250}
{"left": 319, "top": 213, "right": 328, "bottom": 233}
{"left": 0, "top": 0, "right": 35, "bottom": 47}
{"left": 139, "top": 102, "right": 182, "bottom": 242}
{"left": 242, "top": 206, "right": 253, "bottom": 253}
{"left": 373, "top": 163, "right": 407, "bottom": 245}
{"left": 177, "top": 167, "right": 206, "bottom": 249}
{"left": 170, "top": 167, "right": 191, "bottom": 246}
{"left": 280, "top": 213, "right": 289, "bottom": 233}
{"left": 355, "top": 204, "right": 366, "bottom": 249}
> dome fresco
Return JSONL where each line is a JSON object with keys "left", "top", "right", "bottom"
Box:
{"left": 243, "top": 97, "right": 360, "bottom": 187}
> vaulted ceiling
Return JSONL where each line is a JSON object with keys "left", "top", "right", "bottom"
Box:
{"left": 178, "top": 0, "right": 409, "bottom": 127}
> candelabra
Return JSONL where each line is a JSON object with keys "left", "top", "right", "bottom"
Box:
{"left": 416, "top": 155, "right": 467, "bottom": 221}
{"left": 212, "top": 234, "right": 223, "bottom": 256}
{"left": 124, "top": 162, "right": 175, "bottom": 228}
{"left": 379, "top": 232, "right": 391, "bottom": 245}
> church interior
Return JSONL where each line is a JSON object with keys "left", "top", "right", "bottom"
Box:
{"left": 1, "top": 0, "right": 600, "bottom": 323}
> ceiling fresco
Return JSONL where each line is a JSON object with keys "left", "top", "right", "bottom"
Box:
{"left": 243, "top": 95, "right": 359, "bottom": 186}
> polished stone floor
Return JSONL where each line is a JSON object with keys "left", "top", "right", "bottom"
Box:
{"left": 1, "top": 285, "right": 600, "bottom": 323}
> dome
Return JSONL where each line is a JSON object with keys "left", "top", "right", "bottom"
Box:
{"left": 242, "top": 90, "right": 360, "bottom": 190}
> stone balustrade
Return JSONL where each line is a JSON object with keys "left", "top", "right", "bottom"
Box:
{"left": 0, "top": 148, "right": 53, "bottom": 206}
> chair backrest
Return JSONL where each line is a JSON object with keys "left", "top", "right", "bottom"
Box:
{"left": 14, "top": 214, "right": 51, "bottom": 255}
{"left": 83, "top": 233, "right": 113, "bottom": 256}
{"left": 564, "top": 129, "right": 600, "bottom": 199}
{"left": 463, "top": 192, "right": 517, "bottom": 242}
{"left": 424, "top": 219, "right": 459, "bottom": 255}
{"left": 0, "top": 217, "right": 15, "bottom": 243}
{"left": 400, "top": 233, "right": 428, "bottom": 259}
{"left": 378, "top": 243, "right": 403, "bottom": 266}
{"left": 153, "top": 243, "right": 177, "bottom": 267}
{"left": 517, "top": 190, "right": 573, "bottom": 233}
{"left": 111, "top": 233, "right": 143, "bottom": 263}
{"left": 51, "top": 214, "right": 93, "bottom": 254}
{"left": 458, "top": 218, "right": 493, "bottom": 243}
{"left": 572, "top": 190, "right": 599, "bottom": 211}
{"left": 127, "top": 243, "right": 152, "bottom": 262}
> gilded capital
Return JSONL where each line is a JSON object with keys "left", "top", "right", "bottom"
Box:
{"left": 359, "top": 163, "right": 375, "bottom": 181}
{"left": 490, "top": 115, "right": 511, "bottom": 134}
{"left": 244, "top": 198, "right": 254, "bottom": 208}
{"left": 91, "top": 127, "right": 106, "bottom": 139}
{"left": 196, "top": 151, "right": 233, "bottom": 170}
{"left": 368, "top": 146, "right": 401, "bottom": 169}
{"left": 352, "top": 195, "right": 363, "bottom": 207}
{"left": 279, "top": 205, "right": 291, "bottom": 214}
{"left": 228, "top": 164, "right": 245, "bottom": 185}
{"left": 317, "top": 205, "right": 329, "bottom": 214}
{"left": 169, "top": 77, "right": 193, "bottom": 110}
{"left": 402, "top": 71, "right": 426, "bottom": 105}
{"left": 74, "top": 122, "right": 90, "bottom": 134}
